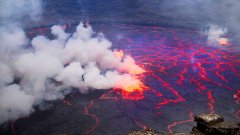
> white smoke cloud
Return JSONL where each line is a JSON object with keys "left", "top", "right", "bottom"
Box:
{"left": 0, "top": 0, "right": 146, "bottom": 125}
{"left": 0, "top": 62, "right": 14, "bottom": 87}
{"left": 0, "top": 23, "right": 145, "bottom": 124}
{"left": 204, "top": 24, "right": 229, "bottom": 48}
{"left": 0, "top": 0, "right": 42, "bottom": 21}
{"left": 56, "top": 62, "right": 84, "bottom": 88}
{"left": 0, "top": 26, "right": 27, "bottom": 50}
{"left": 0, "top": 84, "right": 34, "bottom": 124}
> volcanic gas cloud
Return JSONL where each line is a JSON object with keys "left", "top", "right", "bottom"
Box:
{"left": 0, "top": 22, "right": 146, "bottom": 124}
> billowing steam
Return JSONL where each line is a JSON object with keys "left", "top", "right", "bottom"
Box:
{"left": 0, "top": 0, "right": 146, "bottom": 125}
{"left": 0, "top": 22, "right": 145, "bottom": 124}
{"left": 204, "top": 25, "right": 229, "bottom": 48}
{"left": 0, "top": 0, "right": 42, "bottom": 23}
{"left": 2, "top": 0, "right": 237, "bottom": 126}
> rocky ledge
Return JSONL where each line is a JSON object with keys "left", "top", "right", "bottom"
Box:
{"left": 191, "top": 113, "right": 239, "bottom": 135}
{"left": 127, "top": 113, "right": 240, "bottom": 135}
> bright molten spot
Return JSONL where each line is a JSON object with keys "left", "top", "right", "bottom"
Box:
{"left": 123, "top": 81, "right": 145, "bottom": 93}
{"left": 121, "top": 81, "right": 147, "bottom": 100}
{"left": 119, "top": 75, "right": 148, "bottom": 100}
{"left": 113, "top": 50, "right": 147, "bottom": 100}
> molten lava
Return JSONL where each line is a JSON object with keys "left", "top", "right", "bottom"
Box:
{"left": 119, "top": 77, "right": 147, "bottom": 100}
{"left": 120, "top": 74, "right": 147, "bottom": 100}
{"left": 24, "top": 24, "right": 240, "bottom": 134}
{"left": 113, "top": 49, "right": 147, "bottom": 100}
{"left": 123, "top": 81, "right": 145, "bottom": 93}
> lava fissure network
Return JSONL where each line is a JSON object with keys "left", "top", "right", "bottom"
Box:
{"left": 6, "top": 23, "right": 240, "bottom": 134}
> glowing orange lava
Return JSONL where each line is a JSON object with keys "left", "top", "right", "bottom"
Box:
{"left": 120, "top": 75, "right": 148, "bottom": 100}
{"left": 122, "top": 80, "right": 146, "bottom": 93}
{"left": 113, "top": 49, "right": 147, "bottom": 100}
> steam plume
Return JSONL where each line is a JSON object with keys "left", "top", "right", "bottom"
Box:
{"left": 0, "top": 22, "right": 145, "bottom": 124}
{"left": 0, "top": 0, "right": 42, "bottom": 23}
{"left": 0, "top": 0, "right": 146, "bottom": 124}
{"left": 204, "top": 24, "right": 229, "bottom": 48}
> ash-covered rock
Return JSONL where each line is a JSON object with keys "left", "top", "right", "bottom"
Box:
{"left": 194, "top": 113, "right": 224, "bottom": 125}
{"left": 192, "top": 113, "right": 240, "bottom": 135}
{"left": 128, "top": 113, "right": 239, "bottom": 135}
{"left": 127, "top": 128, "right": 191, "bottom": 135}
{"left": 127, "top": 128, "right": 159, "bottom": 135}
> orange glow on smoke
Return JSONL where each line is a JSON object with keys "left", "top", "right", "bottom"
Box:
{"left": 219, "top": 38, "right": 229, "bottom": 46}
{"left": 120, "top": 74, "right": 147, "bottom": 100}
{"left": 128, "top": 66, "right": 146, "bottom": 75}
{"left": 114, "top": 49, "right": 146, "bottom": 75}
{"left": 114, "top": 50, "right": 125, "bottom": 59}
{"left": 122, "top": 85, "right": 146, "bottom": 100}
{"left": 122, "top": 81, "right": 145, "bottom": 93}
{"left": 113, "top": 49, "right": 147, "bottom": 100}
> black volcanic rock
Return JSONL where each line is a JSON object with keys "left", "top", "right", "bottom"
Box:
{"left": 192, "top": 113, "right": 240, "bottom": 135}
{"left": 194, "top": 113, "right": 224, "bottom": 126}
{"left": 209, "top": 122, "right": 240, "bottom": 135}
{"left": 127, "top": 113, "right": 240, "bottom": 135}
{"left": 127, "top": 128, "right": 159, "bottom": 135}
